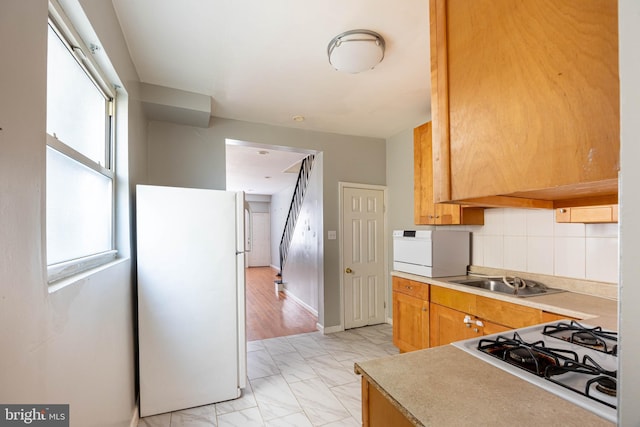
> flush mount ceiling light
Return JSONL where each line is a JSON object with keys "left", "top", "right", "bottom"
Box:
{"left": 327, "top": 29, "right": 385, "bottom": 74}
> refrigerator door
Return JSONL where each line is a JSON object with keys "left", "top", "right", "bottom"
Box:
{"left": 235, "top": 192, "right": 247, "bottom": 389}
{"left": 137, "top": 185, "right": 242, "bottom": 417}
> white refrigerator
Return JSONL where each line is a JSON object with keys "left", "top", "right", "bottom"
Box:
{"left": 136, "top": 185, "right": 247, "bottom": 417}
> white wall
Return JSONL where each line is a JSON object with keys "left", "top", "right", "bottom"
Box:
{"left": 617, "top": 0, "right": 640, "bottom": 423}
{"left": 0, "top": 1, "right": 145, "bottom": 426}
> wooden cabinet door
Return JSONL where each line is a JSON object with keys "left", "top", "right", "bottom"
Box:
{"left": 430, "top": 0, "right": 619, "bottom": 204}
{"left": 414, "top": 122, "right": 483, "bottom": 225}
{"left": 414, "top": 122, "right": 459, "bottom": 225}
{"left": 393, "top": 292, "right": 429, "bottom": 352}
{"left": 429, "top": 303, "right": 480, "bottom": 347}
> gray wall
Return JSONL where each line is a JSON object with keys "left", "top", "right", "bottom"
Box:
{"left": 618, "top": 0, "right": 639, "bottom": 422}
{"left": 280, "top": 154, "right": 323, "bottom": 315}
{"left": 146, "top": 119, "right": 386, "bottom": 328}
{"left": 271, "top": 185, "right": 296, "bottom": 269}
{"left": 0, "top": 0, "right": 146, "bottom": 426}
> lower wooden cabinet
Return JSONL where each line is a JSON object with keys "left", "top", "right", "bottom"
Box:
{"left": 392, "top": 278, "right": 580, "bottom": 350}
{"left": 430, "top": 302, "right": 520, "bottom": 347}
{"left": 362, "top": 377, "right": 414, "bottom": 427}
{"left": 429, "top": 303, "right": 480, "bottom": 347}
{"left": 392, "top": 277, "right": 429, "bottom": 352}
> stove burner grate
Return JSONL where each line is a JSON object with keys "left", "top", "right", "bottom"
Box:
{"left": 594, "top": 377, "right": 617, "bottom": 397}
{"left": 542, "top": 320, "right": 617, "bottom": 355}
{"left": 478, "top": 333, "right": 579, "bottom": 376}
{"left": 545, "top": 359, "right": 618, "bottom": 409}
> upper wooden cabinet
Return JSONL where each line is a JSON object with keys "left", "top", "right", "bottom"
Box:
{"left": 414, "top": 122, "right": 484, "bottom": 225}
{"left": 429, "top": 0, "right": 620, "bottom": 209}
{"left": 556, "top": 205, "right": 618, "bottom": 223}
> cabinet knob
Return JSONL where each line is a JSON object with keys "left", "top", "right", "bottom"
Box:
{"left": 473, "top": 328, "right": 479, "bottom": 333}
{"left": 559, "top": 208, "right": 567, "bottom": 213}
{"left": 422, "top": 307, "right": 427, "bottom": 312}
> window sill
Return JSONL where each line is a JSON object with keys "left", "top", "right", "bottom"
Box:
{"left": 48, "top": 257, "right": 129, "bottom": 294}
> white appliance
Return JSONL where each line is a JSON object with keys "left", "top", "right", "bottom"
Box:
{"left": 453, "top": 321, "right": 617, "bottom": 423}
{"left": 136, "top": 185, "right": 247, "bottom": 417}
{"left": 392, "top": 230, "right": 470, "bottom": 277}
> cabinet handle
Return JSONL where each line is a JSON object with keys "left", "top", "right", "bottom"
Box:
{"left": 406, "top": 286, "right": 412, "bottom": 290}
{"left": 473, "top": 328, "right": 479, "bottom": 333}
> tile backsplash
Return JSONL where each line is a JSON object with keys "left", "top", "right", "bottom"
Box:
{"left": 455, "top": 208, "right": 619, "bottom": 283}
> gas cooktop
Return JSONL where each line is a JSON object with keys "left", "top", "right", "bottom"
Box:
{"left": 452, "top": 320, "right": 617, "bottom": 423}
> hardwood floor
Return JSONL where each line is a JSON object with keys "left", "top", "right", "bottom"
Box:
{"left": 245, "top": 266, "right": 318, "bottom": 341}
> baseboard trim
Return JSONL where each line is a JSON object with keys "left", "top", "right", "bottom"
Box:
{"left": 320, "top": 324, "right": 344, "bottom": 334}
{"left": 282, "top": 288, "right": 318, "bottom": 317}
{"left": 130, "top": 400, "right": 139, "bottom": 427}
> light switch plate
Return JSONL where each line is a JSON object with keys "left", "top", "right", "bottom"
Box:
{"left": 328, "top": 230, "right": 337, "bottom": 240}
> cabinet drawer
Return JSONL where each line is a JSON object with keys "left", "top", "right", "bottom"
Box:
{"left": 476, "top": 296, "right": 541, "bottom": 329}
{"left": 430, "top": 286, "right": 476, "bottom": 314}
{"left": 556, "top": 205, "right": 618, "bottom": 223}
{"left": 392, "top": 277, "right": 429, "bottom": 300}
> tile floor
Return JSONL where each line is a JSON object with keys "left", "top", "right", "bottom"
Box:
{"left": 138, "top": 324, "right": 397, "bottom": 427}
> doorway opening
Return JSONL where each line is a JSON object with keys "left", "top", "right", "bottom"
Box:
{"left": 225, "top": 139, "right": 322, "bottom": 341}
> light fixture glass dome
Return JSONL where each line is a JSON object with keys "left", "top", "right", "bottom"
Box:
{"left": 327, "top": 29, "right": 385, "bottom": 74}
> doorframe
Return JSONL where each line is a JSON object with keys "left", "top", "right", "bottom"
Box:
{"left": 338, "top": 181, "right": 389, "bottom": 331}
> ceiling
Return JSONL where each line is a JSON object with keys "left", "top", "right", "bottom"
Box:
{"left": 110, "top": 0, "right": 431, "bottom": 194}
{"left": 225, "top": 142, "right": 310, "bottom": 195}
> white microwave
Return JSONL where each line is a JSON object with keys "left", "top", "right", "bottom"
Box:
{"left": 393, "top": 230, "right": 470, "bottom": 277}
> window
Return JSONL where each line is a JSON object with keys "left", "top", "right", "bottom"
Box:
{"left": 46, "top": 15, "right": 116, "bottom": 283}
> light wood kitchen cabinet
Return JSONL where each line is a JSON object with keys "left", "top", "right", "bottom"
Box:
{"left": 393, "top": 278, "right": 579, "bottom": 349}
{"left": 361, "top": 377, "right": 414, "bottom": 427}
{"left": 414, "top": 122, "right": 484, "bottom": 225}
{"left": 429, "top": 302, "right": 513, "bottom": 346}
{"left": 555, "top": 205, "right": 618, "bottom": 224}
{"left": 429, "top": 302, "right": 481, "bottom": 346}
{"left": 429, "top": 285, "right": 562, "bottom": 347}
{"left": 429, "top": 0, "right": 619, "bottom": 208}
{"left": 392, "top": 277, "right": 429, "bottom": 352}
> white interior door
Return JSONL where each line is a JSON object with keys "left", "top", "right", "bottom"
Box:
{"left": 342, "top": 185, "right": 386, "bottom": 329}
{"left": 247, "top": 212, "right": 271, "bottom": 267}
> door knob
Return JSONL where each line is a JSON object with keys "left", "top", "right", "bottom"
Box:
{"left": 345, "top": 267, "right": 353, "bottom": 274}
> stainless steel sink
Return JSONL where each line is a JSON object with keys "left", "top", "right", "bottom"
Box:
{"left": 449, "top": 277, "right": 565, "bottom": 298}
